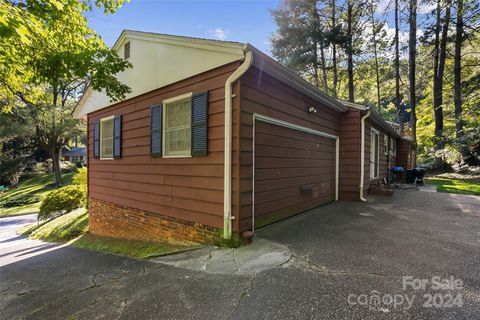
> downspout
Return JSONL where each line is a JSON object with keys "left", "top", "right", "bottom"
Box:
{"left": 360, "top": 108, "right": 371, "bottom": 202}
{"left": 223, "top": 50, "right": 253, "bottom": 240}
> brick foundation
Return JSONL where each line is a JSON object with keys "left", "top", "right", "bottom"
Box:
{"left": 88, "top": 198, "right": 221, "bottom": 245}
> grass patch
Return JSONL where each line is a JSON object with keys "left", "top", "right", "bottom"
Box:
{"left": 71, "top": 234, "right": 181, "bottom": 258}
{"left": 0, "top": 172, "right": 75, "bottom": 216}
{"left": 19, "top": 208, "right": 89, "bottom": 242}
{"left": 18, "top": 209, "right": 184, "bottom": 258}
{"left": 427, "top": 178, "right": 480, "bottom": 196}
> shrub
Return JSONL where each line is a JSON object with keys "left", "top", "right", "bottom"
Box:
{"left": 39, "top": 186, "right": 85, "bottom": 221}
{"left": 72, "top": 168, "right": 87, "bottom": 206}
{"left": 73, "top": 168, "right": 87, "bottom": 189}
{"left": 1, "top": 194, "right": 40, "bottom": 208}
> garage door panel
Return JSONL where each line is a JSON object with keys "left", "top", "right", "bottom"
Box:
{"left": 256, "top": 191, "right": 333, "bottom": 216}
{"left": 256, "top": 121, "right": 333, "bottom": 144}
{"left": 256, "top": 157, "right": 335, "bottom": 169}
{"left": 255, "top": 145, "right": 335, "bottom": 160}
{"left": 255, "top": 166, "right": 335, "bottom": 181}
{"left": 255, "top": 173, "right": 331, "bottom": 193}
{"left": 254, "top": 119, "right": 336, "bottom": 228}
{"left": 254, "top": 196, "right": 334, "bottom": 228}
{"left": 255, "top": 132, "right": 334, "bottom": 151}
{"left": 255, "top": 181, "right": 334, "bottom": 206}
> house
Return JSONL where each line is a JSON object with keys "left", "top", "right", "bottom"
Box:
{"left": 63, "top": 147, "right": 87, "bottom": 163}
{"left": 338, "top": 101, "right": 416, "bottom": 201}
{"left": 73, "top": 30, "right": 416, "bottom": 245}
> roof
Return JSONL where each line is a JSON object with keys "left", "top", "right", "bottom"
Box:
{"left": 73, "top": 30, "right": 346, "bottom": 118}
{"left": 338, "top": 99, "right": 400, "bottom": 138}
{"left": 64, "top": 147, "right": 87, "bottom": 156}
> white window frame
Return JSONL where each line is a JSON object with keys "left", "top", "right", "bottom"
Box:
{"left": 384, "top": 135, "right": 388, "bottom": 156}
{"left": 390, "top": 138, "right": 395, "bottom": 157}
{"left": 162, "top": 92, "right": 193, "bottom": 158}
{"left": 370, "top": 128, "right": 380, "bottom": 180}
{"left": 100, "top": 116, "right": 114, "bottom": 160}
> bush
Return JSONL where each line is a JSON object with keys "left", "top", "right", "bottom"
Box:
{"left": 39, "top": 186, "right": 85, "bottom": 221}
{"left": 72, "top": 168, "right": 87, "bottom": 206}
{"left": 73, "top": 168, "right": 87, "bottom": 189}
{"left": 1, "top": 194, "right": 40, "bottom": 208}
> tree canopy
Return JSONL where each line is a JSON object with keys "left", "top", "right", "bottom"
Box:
{"left": 0, "top": 0, "right": 132, "bottom": 185}
{"left": 271, "top": 0, "right": 480, "bottom": 166}
{"left": 0, "top": 0, "right": 131, "bottom": 111}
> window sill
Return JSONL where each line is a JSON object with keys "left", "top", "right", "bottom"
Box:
{"left": 162, "top": 155, "right": 192, "bottom": 159}
{"left": 100, "top": 157, "right": 114, "bottom": 160}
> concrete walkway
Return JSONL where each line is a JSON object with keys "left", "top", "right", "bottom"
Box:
{"left": 153, "top": 238, "right": 290, "bottom": 275}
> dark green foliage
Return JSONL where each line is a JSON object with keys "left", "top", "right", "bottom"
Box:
{"left": 0, "top": 109, "right": 38, "bottom": 185}
{"left": 39, "top": 186, "right": 85, "bottom": 221}
{"left": 1, "top": 194, "right": 40, "bottom": 208}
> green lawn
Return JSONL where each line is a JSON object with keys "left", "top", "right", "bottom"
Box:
{"left": 426, "top": 178, "right": 480, "bottom": 196}
{"left": 19, "top": 208, "right": 89, "bottom": 242}
{"left": 18, "top": 209, "right": 184, "bottom": 258}
{"left": 0, "top": 171, "right": 75, "bottom": 216}
{"left": 72, "top": 234, "right": 181, "bottom": 258}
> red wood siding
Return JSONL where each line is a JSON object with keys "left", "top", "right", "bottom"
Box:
{"left": 87, "top": 62, "right": 241, "bottom": 230}
{"left": 396, "top": 138, "right": 414, "bottom": 170}
{"left": 237, "top": 67, "right": 342, "bottom": 232}
{"left": 363, "top": 118, "right": 397, "bottom": 193}
{"left": 339, "top": 109, "right": 361, "bottom": 201}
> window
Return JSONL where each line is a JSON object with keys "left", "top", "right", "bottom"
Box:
{"left": 370, "top": 128, "right": 380, "bottom": 179}
{"left": 384, "top": 135, "right": 388, "bottom": 155}
{"left": 100, "top": 117, "right": 114, "bottom": 159}
{"left": 390, "top": 138, "right": 396, "bottom": 157}
{"left": 163, "top": 93, "right": 192, "bottom": 157}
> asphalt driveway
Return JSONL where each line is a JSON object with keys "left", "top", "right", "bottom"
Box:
{"left": 1, "top": 190, "right": 480, "bottom": 319}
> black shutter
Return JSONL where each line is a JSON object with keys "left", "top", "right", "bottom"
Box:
{"left": 151, "top": 105, "right": 162, "bottom": 156}
{"left": 113, "top": 115, "right": 122, "bottom": 159}
{"left": 191, "top": 91, "right": 209, "bottom": 156}
{"left": 93, "top": 120, "right": 100, "bottom": 159}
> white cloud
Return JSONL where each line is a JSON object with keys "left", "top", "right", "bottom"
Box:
{"left": 375, "top": 0, "right": 391, "bottom": 14}
{"left": 209, "top": 27, "right": 229, "bottom": 41}
{"left": 418, "top": 2, "right": 436, "bottom": 14}
{"left": 377, "top": 0, "right": 436, "bottom": 15}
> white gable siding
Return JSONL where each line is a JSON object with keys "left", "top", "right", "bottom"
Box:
{"left": 74, "top": 32, "right": 245, "bottom": 118}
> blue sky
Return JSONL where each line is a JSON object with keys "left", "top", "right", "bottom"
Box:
{"left": 87, "top": 0, "right": 281, "bottom": 54}
{"left": 86, "top": 0, "right": 434, "bottom": 57}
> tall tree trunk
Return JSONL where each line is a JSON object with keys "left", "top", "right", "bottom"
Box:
{"left": 51, "top": 148, "right": 62, "bottom": 187}
{"left": 347, "top": 0, "right": 354, "bottom": 102}
{"left": 409, "top": 0, "right": 417, "bottom": 146}
{"left": 394, "top": 0, "right": 404, "bottom": 136}
{"left": 319, "top": 36, "right": 329, "bottom": 92}
{"left": 371, "top": 2, "right": 381, "bottom": 114}
{"left": 454, "top": 0, "right": 465, "bottom": 155}
{"left": 332, "top": 0, "right": 338, "bottom": 98}
{"left": 310, "top": 0, "right": 327, "bottom": 91}
{"left": 312, "top": 50, "right": 320, "bottom": 88}
{"left": 433, "top": 0, "right": 452, "bottom": 167}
